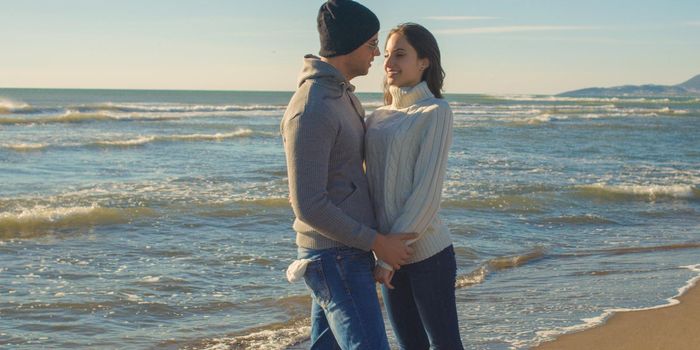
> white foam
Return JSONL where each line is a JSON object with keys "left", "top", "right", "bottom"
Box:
{"left": 456, "top": 266, "right": 488, "bottom": 288}
{"left": 93, "top": 129, "right": 255, "bottom": 147}
{"left": 0, "top": 204, "right": 102, "bottom": 223}
{"left": 140, "top": 276, "right": 161, "bottom": 283}
{"left": 495, "top": 95, "right": 674, "bottom": 104}
{"left": 0, "top": 97, "right": 30, "bottom": 112}
{"left": 74, "top": 102, "right": 286, "bottom": 113}
{"left": 583, "top": 183, "right": 697, "bottom": 199}
{"left": 2, "top": 129, "right": 260, "bottom": 150}
{"left": 164, "top": 129, "right": 254, "bottom": 141}
{"left": 531, "top": 264, "right": 700, "bottom": 347}
{"left": 123, "top": 293, "right": 142, "bottom": 302}
{"left": 615, "top": 107, "right": 691, "bottom": 116}
{"left": 96, "top": 136, "right": 157, "bottom": 146}
{"left": 1, "top": 143, "right": 48, "bottom": 151}
{"left": 196, "top": 321, "right": 311, "bottom": 350}
{"left": 525, "top": 114, "right": 554, "bottom": 123}
{"left": 510, "top": 113, "right": 569, "bottom": 124}
{"left": 0, "top": 204, "right": 155, "bottom": 238}
{"left": 3, "top": 175, "right": 288, "bottom": 213}
{"left": 579, "top": 113, "right": 604, "bottom": 119}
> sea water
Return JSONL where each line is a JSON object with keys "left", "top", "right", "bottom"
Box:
{"left": 1, "top": 88, "right": 698, "bottom": 349}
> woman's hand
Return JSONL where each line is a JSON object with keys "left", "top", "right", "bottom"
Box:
{"left": 371, "top": 233, "right": 416, "bottom": 270}
{"left": 373, "top": 265, "right": 395, "bottom": 289}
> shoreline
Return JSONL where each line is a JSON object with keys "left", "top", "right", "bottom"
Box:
{"left": 534, "top": 264, "right": 700, "bottom": 349}
{"left": 286, "top": 265, "right": 700, "bottom": 350}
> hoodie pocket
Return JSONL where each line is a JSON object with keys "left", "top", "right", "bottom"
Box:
{"left": 330, "top": 181, "right": 358, "bottom": 207}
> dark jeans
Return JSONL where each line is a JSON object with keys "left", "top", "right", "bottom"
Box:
{"left": 382, "top": 245, "right": 464, "bottom": 350}
{"left": 298, "top": 246, "right": 390, "bottom": 350}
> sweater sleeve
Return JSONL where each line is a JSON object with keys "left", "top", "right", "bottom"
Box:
{"left": 389, "top": 104, "right": 453, "bottom": 241}
{"left": 282, "top": 111, "right": 377, "bottom": 251}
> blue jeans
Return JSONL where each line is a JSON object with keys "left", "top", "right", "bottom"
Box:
{"left": 298, "top": 246, "right": 390, "bottom": 350}
{"left": 382, "top": 245, "right": 464, "bottom": 350}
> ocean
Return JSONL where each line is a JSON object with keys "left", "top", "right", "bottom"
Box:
{"left": 1, "top": 88, "right": 699, "bottom": 349}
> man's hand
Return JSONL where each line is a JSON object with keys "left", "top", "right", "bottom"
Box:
{"left": 374, "top": 265, "right": 395, "bottom": 289}
{"left": 371, "top": 233, "right": 417, "bottom": 270}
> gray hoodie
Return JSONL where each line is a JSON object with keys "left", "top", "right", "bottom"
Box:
{"left": 280, "top": 55, "right": 378, "bottom": 251}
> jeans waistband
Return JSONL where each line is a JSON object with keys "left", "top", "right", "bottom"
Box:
{"left": 297, "top": 246, "right": 368, "bottom": 260}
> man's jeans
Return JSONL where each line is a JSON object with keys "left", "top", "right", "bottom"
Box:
{"left": 298, "top": 246, "right": 390, "bottom": 350}
{"left": 381, "top": 245, "right": 464, "bottom": 350}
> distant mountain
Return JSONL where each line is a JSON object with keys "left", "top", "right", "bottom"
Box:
{"left": 559, "top": 74, "right": 700, "bottom": 97}
{"left": 677, "top": 74, "right": 700, "bottom": 91}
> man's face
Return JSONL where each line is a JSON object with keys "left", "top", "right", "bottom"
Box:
{"left": 346, "top": 33, "right": 380, "bottom": 78}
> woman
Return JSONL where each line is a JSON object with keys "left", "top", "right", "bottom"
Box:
{"left": 366, "top": 23, "right": 463, "bottom": 349}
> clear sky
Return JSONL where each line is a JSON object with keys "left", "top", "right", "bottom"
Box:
{"left": 1, "top": 0, "right": 699, "bottom": 94}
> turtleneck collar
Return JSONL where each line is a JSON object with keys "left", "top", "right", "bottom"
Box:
{"left": 388, "top": 81, "right": 434, "bottom": 109}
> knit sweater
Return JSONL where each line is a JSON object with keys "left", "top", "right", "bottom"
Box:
{"left": 365, "top": 81, "right": 453, "bottom": 266}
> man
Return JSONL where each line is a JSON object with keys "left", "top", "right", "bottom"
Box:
{"left": 280, "top": 0, "right": 417, "bottom": 348}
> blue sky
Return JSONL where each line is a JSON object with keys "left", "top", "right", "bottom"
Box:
{"left": 1, "top": 0, "right": 699, "bottom": 94}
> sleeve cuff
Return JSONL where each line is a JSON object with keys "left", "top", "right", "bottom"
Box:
{"left": 353, "top": 224, "right": 378, "bottom": 252}
{"left": 375, "top": 258, "right": 393, "bottom": 271}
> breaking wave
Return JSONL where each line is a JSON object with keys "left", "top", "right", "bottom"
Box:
{"left": 69, "top": 102, "right": 286, "bottom": 113}
{"left": 456, "top": 247, "right": 547, "bottom": 288}
{"left": 0, "top": 143, "right": 49, "bottom": 151}
{"left": 0, "top": 204, "right": 156, "bottom": 239}
{"left": 92, "top": 129, "right": 258, "bottom": 147}
{"left": 574, "top": 184, "right": 699, "bottom": 201}
{"left": 0, "top": 98, "right": 32, "bottom": 114}
{"left": 1, "top": 129, "right": 270, "bottom": 151}
{"left": 0, "top": 111, "right": 130, "bottom": 125}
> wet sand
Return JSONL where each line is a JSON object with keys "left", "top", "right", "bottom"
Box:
{"left": 534, "top": 282, "right": 700, "bottom": 350}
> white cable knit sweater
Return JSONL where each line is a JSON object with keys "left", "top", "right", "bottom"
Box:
{"left": 366, "top": 81, "right": 454, "bottom": 267}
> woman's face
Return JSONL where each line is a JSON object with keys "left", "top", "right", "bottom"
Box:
{"left": 384, "top": 33, "right": 429, "bottom": 88}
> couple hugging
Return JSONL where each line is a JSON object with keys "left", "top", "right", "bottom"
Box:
{"left": 281, "top": 1, "right": 462, "bottom": 349}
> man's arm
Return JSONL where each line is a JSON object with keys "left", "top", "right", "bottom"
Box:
{"left": 282, "top": 111, "right": 377, "bottom": 251}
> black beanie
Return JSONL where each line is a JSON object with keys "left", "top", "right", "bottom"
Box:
{"left": 317, "top": 0, "right": 380, "bottom": 58}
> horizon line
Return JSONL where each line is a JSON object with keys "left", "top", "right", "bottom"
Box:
{"left": 0, "top": 86, "right": 296, "bottom": 94}
{"left": 0, "top": 85, "right": 532, "bottom": 96}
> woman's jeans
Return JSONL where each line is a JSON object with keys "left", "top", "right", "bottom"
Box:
{"left": 382, "top": 245, "right": 464, "bottom": 350}
{"left": 298, "top": 246, "right": 390, "bottom": 350}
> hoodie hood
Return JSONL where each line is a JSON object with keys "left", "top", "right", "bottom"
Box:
{"left": 297, "top": 55, "right": 356, "bottom": 93}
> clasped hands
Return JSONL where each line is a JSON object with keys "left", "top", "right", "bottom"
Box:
{"left": 370, "top": 232, "right": 416, "bottom": 289}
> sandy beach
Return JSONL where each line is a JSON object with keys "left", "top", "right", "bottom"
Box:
{"left": 535, "top": 280, "right": 700, "bottom": 350}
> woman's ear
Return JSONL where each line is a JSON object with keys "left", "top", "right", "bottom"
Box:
{"left": 419, "top": 58, "right": 430, "bottom": 71}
